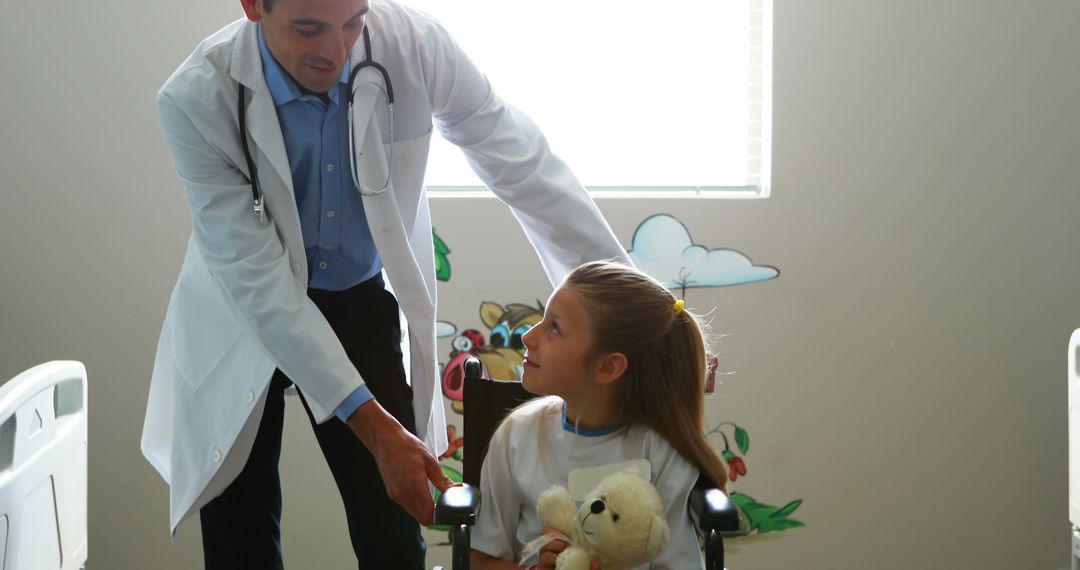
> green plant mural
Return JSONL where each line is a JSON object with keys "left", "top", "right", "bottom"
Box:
{"left": 728, "top": 494, "right": 805, "bottom": 534}
{"left": 708, "top": 422, "right": 805, "bottom": 535}
{"left": 434, "top": 229, "right": 451, "bottom": 281}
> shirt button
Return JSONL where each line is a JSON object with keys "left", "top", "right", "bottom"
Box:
{"left": 211, "top": 449, "right": 222, "bottom": 463}
{"left": 245, "top": 391, "right": 255, "bottom": 404}
{"left": 326, "top": 210, "right": 336, "bottom": 218}
{"left": 326, "top": 163, "right": 334, "bottom": 172}
{"left": 319, "top": 261, "right": 328, "bottom": 270}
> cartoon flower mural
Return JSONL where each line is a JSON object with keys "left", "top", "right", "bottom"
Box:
{"left": 724, "top": 452, "right": 748, "bottom": 482}
{"left": 708, "top": 422, "right": 805, "bottom": 535}
{"left": 441, "top": 425, "right": 464, "bottom": 461}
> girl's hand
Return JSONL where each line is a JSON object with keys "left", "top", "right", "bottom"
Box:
{"left": 535, "top": 527, "right": 568, "bottom": 570}
{"left": 534, "top": 528, "right": 600, "bottom": 570}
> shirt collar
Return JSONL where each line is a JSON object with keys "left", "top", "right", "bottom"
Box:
{"left": 561, "top": 403, "right": 626, "bottom": 437}
{"left": 257, "top": 24, "right": 351, "bottom": 108}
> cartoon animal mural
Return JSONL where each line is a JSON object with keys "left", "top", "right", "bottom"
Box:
{"left": 440, "top": 302, "right": 543, "bottom": 414}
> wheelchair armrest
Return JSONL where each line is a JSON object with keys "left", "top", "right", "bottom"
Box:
{"left": 689, "top": 487, "right": 741, "bottom": 533}
{"left": 434, "top": 483, "right": 479, "bottom": 527}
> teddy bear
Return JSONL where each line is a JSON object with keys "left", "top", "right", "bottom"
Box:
{"left": 533, "top": 468, "right": 670, "bottom": 570}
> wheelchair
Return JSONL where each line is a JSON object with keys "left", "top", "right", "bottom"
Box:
{"left": 433, "top": 357, "right": 740, "bottom": 569}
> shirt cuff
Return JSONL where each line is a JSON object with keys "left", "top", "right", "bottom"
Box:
{"left": 333, "top": 384, "right": 374, "bottom": 422}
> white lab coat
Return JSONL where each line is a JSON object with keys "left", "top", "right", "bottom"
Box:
{"left": 141, "top": 0, "right": 628, "bottom": 535}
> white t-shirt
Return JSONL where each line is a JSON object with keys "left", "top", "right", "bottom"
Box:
{"left": 472, "top": 398, "right": 705, "bottom": 569}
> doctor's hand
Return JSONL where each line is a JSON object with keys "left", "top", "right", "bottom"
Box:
{"left": 346, "top": 399, "right": 455, "bottom": 525}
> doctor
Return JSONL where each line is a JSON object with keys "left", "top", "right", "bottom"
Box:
{"left": 141, "top": 0, "right": 629, "bottom": 567}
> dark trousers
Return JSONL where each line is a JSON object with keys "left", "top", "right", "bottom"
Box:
{"left": 200, "top": 275, "right": 426, "bottom": 569}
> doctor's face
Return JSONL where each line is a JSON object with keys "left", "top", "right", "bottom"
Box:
{"left": 241, "top": 0, "right": 368, "bottom": 94}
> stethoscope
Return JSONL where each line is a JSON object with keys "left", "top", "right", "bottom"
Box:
{"left": 238, "top": 26, "right": 395, "bottom": 222}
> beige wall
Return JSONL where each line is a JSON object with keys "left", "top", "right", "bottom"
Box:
{"left": 1, "top": 1, "right": 1078, "bottom": 568}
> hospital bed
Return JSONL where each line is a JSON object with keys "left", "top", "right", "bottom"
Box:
{"left": 0, "top": 361, "right": 88, "bottom": 569}
{"left": 1070, "top": 330, "right": 1080, "bottom": 569}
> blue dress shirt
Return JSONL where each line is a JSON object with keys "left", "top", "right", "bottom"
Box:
{"left": 258, "top": 27, "right": 375, "bottom": 421}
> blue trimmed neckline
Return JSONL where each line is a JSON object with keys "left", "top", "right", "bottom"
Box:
{"left": 561, "top": 403, "right": 626, "bottom": 437}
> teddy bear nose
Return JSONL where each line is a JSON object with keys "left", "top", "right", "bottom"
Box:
{"left": 590, "top": 500, "right": 605, "bottom": 514}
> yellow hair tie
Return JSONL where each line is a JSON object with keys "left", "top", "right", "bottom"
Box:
{"left": 673, "top": 299, "right": 685, "bottom": 315}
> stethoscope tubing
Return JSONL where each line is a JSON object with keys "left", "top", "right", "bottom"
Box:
{"left": 238, "top": 25, "right": 394, "bottom": 222}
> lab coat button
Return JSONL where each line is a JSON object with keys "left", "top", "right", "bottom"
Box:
{"left": 292, "top": 263, "right": 302, "bottom": 275}
{"left": 245, "top": 391, "right": 255, "bottom": 404}
{"left": 211, "top": 449, "right": 222, "bottom": 463}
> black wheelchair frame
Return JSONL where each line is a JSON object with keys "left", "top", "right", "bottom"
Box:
{"left": 432, "top": 357, "right": 740, "bottom": 569}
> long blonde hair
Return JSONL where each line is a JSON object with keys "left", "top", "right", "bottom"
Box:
{"left": 565, "top": 260, "right": 728, "bottom": 492}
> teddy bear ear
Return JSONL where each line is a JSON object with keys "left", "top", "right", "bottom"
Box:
{"left": 645, "top": 514, "right": 671, "bottom": 557}
{"left": 537, "top": 486, "right": 577, "bottom": 534}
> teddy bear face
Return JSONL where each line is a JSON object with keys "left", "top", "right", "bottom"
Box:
{"left": 574, "top": 470, "right": 670, "bottom": 566}
{"left": 578, "top": 495, "right": 620, "bottom": 549}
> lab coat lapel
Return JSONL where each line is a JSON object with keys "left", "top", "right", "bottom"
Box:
{"left": 230, "top": 21, "right": 295, "bottom": 201}
{"left": 244, "top": 94, "right": 295, "bottom": 201}
{"left": 228, "top": 21, "right": 308, "bottom": 277}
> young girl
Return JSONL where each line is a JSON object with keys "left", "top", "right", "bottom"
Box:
{"left": 470, "top": 260, "right": 729, "bottom": 570}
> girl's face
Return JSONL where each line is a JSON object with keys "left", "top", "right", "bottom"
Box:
{"left": 520, "top": 284, "right": 595, "bottom": 400}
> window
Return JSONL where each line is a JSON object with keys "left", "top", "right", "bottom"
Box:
{"left": 410, "top": 0, "right": 772, "bottom": 196}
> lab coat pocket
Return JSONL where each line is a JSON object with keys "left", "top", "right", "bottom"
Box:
{"left": 385, "top": 129, "right": 432, "bottom": 224}
{"left": 169, "top": 258, "right": 244, "bottom": 392}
